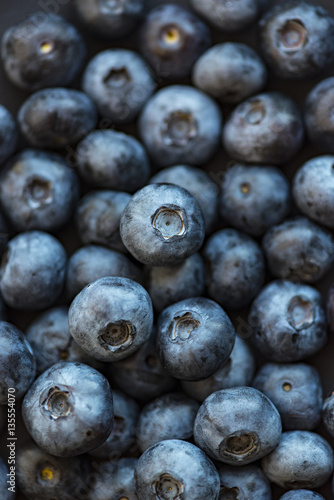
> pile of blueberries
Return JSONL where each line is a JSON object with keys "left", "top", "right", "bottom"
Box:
{"left": 2, "top": 0, "right": 334, "bottom": 498}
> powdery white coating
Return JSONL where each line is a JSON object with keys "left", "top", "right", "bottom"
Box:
{"left": 68, "top": 277, "right": 153, "bottom": 362}
{"left": 181, "top": 335, "right": 255, "bottom": 402}
{"left": 194, "top": 387, "right": 282, "bottom": 465}
{"left": 249, "top": 280, "right": 327, "bottom": 362}
{"left": 193, "top": 42, "right": 267, "bottom": 103}
{"left": 0, "top": 105, "right": 17, "bottom": 165}
{"left": 82, "top": 49, "right": 156, "bottom": 124}
{"left": 139, "top": 85, "right": 222, "bottom": 167}
{"left": 262, "top": 431, "right": 334, "bottom": 489}
{"left": 135, "top": 439, "right": 220, "bottom": 500}
{"left": 88, "top": 457, "right": 138, "bottom": 500}
{"left": 279, "top": 490, "right": 325, "bottom": 499}
{"left": 218, "top": 464, "right": 272, "bottom": 500}
{"left": 322, "top": 393, "right": 334, "bottom": 438}
{"left": 223, "top": 91, "right": 304, "bottom": 165}
{"left": 305, "top": 78, "right": 334, "bottom": 152}
{"left": 293, "top": 156, "right": 334, "bottom": 229}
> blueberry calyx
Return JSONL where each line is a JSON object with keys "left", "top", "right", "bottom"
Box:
{"left": 103, "top": 67, "right": 131, "bottom": 88}
{"left": 162, "top": 111, "right": 198, "bottom": 146}
{"left": 98, "top": 320, "right": 136, "bottom": 352}
{"left": 100, "top": 0, "right": 126, "bottom": 15}
{"left": 287, "top": 295, "right": 314, "bottom": 330}
{"left": 244, "top": 101, "right": 266, "bottom": 125}
{"left": 159, "top": 25, "right": 182, "bottom": 49}
{"left": 42, "top": 386, "right": 71, "bottom": 419}
{"left": 38, "top": 464, "right": 60, "bottom": 484}
{"left": 219, "top": 486, "right": 240, "bottom": 500}
{"left": 152, "top": 206, "right": 186, "bottom": 240}
{"left": 169, "top": 311, "right": 201, "bottom": 341}
{"left": 220, "top": 431, "right": 259, "bottom": 460}
{"left": 278, "top": 19, "right": 308, "bottom": 52}
{"left": 38, "top": 40, "right": 55, "bottom": 55}
{"left": 153, "top": 473, "right": 185, "bottom": 500}
{"left": 24, "top": 177, "right": 53, "bottom": 208}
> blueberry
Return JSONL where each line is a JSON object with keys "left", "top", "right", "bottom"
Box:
{"left": 0, "top": 149, "right": 79, "bottom": 232}
{"left": 252, "top": 362, "right": 323, "bottom": 430}
{"left": 17, "top": 442, "right": 88, "bottom": 500}
{"left": 322, "top": 392, "right": 334, "bottom": 438}
{"left": 75, "top": 0, "right": 145, "bottom": 39}
{"left": 140, "top": 4, "right": 211, "bottom": 81}
{"left": 22, "top": 361, "right": 113, "bottom": 457}
{"left": 194, "top": 387, "right": 282, "bottom": 465}
{"left": 18, "top": 88, "right": 97, "bottom": 149}
{"left": 0, "top": 456, "right": 16, "bottom": 500}
{"left": 262, "top": 216, "right": 334, "bottom": 283}
{"left": 88, "top": 457, "right": 138, "bottom": 500}
{"left": 219, "top": 164, "right": 291, "bottom": 237}
{"left": 181, "top": 335, "right": 256, "bottom": 402}
{"left": 0, "top": 105, "right": 17, "bottom": 165}
{"left": 248, "top": 280, "right": 327, "bottom": 362}
{"left": 68, "top": 277, "right": 153, "bottom": 362}
{"left": 0, "top": 208, "right": 10, "bottom": 257}
{"left": 259, "top": 2, "right": 334, "bottom": 80}
{"left": 66, "top": 245, "right": 143, "bottom": 302}
{"left": 279, "top": 491, "right": 325, "bottom": 500}
{"left": 136, "top": 392, "right": 200, "bottom": 452}
{"left": 145, "top": 253, "right": 205, "bottom": 313}
{"left": 108, "top": 330, "right": 176, "bottom": 403}
{"left": 156, "top": 297, "right": 235, "bottom": 381}
{"left": 1, "top": 13, "right": 86, "bottom": 91}
{"left": 293, "top": 156, "right": 334, "bottom": 229}
{"left": 262, "top": 431, "right": 334, "bottom": 489}
{"left": 76, "top": 129, "right": 150, "bottom": 192}
{"left": 76, "top": 190, "right": 131, "bottom": 253}
{"left": 82, "top": 49, "right": 156, "bottom": 125}
{"left": 0, "top": 321, "right": 35, "bottom": 404}
{"left": 203, "top": 228, "right": 265, "bottom": 309}
{"left": 217, "top": 464, "right": 271, "bottom": 500}
{"left": 149, "top": 164, "right": 219, "bottom": 233}
{"left": 89, "top": 389, "right": 139, "bottom": 459}
{"left": 222, "top": 91, "right": 304, "bottom": 165}
{"left": 305, "top": 77, "right": 334, "bottom": 153}
{"left": 328, "top": 283, "right": 334, "bottom": 333}
{"left": 0, "top": 231, "right": 67, "bottom": 311}
{"left": 26, "top": 306, "right": 101, "bottom": 374}
{"left": 120, "top": 183, "right": 205, "bottom": 266}
{"left": 139, "top": 85, "right": 222, "bottom": 167}
{"left": 193, "top": 42, "right": 267, "bottom": 103}
{"left": 135, "top": 439, "right": 220, "bottom": 500}
{"left": 190, "top": 0, "right": 267, "bottom": 32}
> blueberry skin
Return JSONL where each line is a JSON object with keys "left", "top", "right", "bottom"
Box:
{"left": 193, "top": 42, "right": 267, "bottom": 104}
{"left": 145, "top": 253, "right": 205, "bottom": 313}
{"left": 89, "top": 457, "right": 138, "bottom": 500}
{"left": 0, "top": 456, "right": 16, "bottom": 500}
{"left": 293, "top": 156, "right": 334, "bottom": 229}
{"left": 140, "top": 4, "right": 211, "bottom": 81}
{"left": 322, "top": 393, "right": 334, "bottom": 438}
{"left": 150, "top": 164, "right": 219, "bottom": 233}
{"left": 156, "top": 297, "right": 235, "bottom": 381}
{"left": 0, "top": 321, "right": 35, "bottom": 404}
{"left": 203, "top": 228, "right": 265, "bottom": 309}
{"left": 280, "top": 491, "right": 325, "bottom": 500}
{"left": 82, "top": 49, "right": 156, "bottom": 125}
{"left": 194, "top": 387, "right": 282, "bottom": 466}
{"left": 218, "top": 464, "right": 272, "bottom": 500}
{"left": 75, "top": 0, "right": 144, "bottom": 39}
{"left": 120, "top": 183, "right": 205, "bottom": 266}
{"left": 190, "top": 0, "right": 266, "bottom": 32}
{"left": 108, "top": 331, "right": 176, "bottom": 403}
{"left": 17, "top": 442, "right": 88, "bottom": 500}
{"left": 135, "top": 439, "right": 220, "bottom": 500}
{"left": 0, "top": 105, "right": 17, "bottom": 165}
{"left": 219, "top": 164, "right": 291, "bottom": 237}
{"left": 252, "top": 362, "right": 322, "bottom": 430}
{"left": 259, "top": 3, "right": 334, "bottom": 80}
{"left": 182, "top": 335, "right": 255, "bottom": 402}
{"left": 76, "top": 190, "right": 131, "bottom": 253}
{"left": 262, "top": 431, "right": 334, "bottom": 489}
{"left": 22, "top": 361, "right": 113, "bottom": 457}
{"left": 0, "top": 149, "right": 79, "bottom": 232}
{"left": 66, "top": 245, "right": 143, "bottom": 302}
{"left": 26, "top": 306, "right": 100, "bottom": 374}
{"left": 248, "top": 280, "right": 327, "bottom": 362}
{"left": 18, "top": 88, "right": 97, "bottom": 149}
{"left": 139, "top": 85, "right": 222, "bottom": 167}
{"left": 76, "top": 130, "right": 150, "bottom": 192}
{"left": 1, "top": 13, "right": 86, "bottom": 92}
{"left": 0, "top": 231, "right": 67, "bottom": 311}
{"left": 305, "top": 77, "right": 334, "bottom": 153}
{"left": 136, "top": 392, "right": 200, "bottom": 452}
{"left": 89, "top": 390, "right": 139, "bottom": 458}
{"left": 223, "top": 91, "right": 304, "bottom": 165}
{"left": 69, "top": 277, "right": 153, "bottom": 362}
{"left": 0, "top": 208, "right": 10, "bottom": 257}
{"left": 262, "top": 217, "right": 334, "bottom": 283}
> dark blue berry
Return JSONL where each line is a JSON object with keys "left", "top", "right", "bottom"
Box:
{"left": 305, "top": 77, "right": 334, "bottom": 153}
{"left": 280, "top": 491, "right": 325, "bottom": 500}
{"left": 0, "top": 105, "right": 17, "bottom": 166}
{"left": 218, "top": 464, "right": 271, "bottom": 500}
{"left": 88, "top": 457, "right": 138, "bottom": 500}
